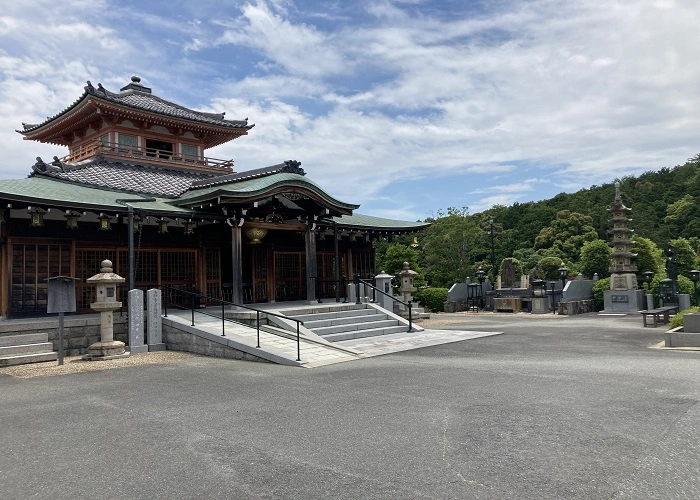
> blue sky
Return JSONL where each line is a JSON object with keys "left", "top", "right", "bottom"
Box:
{"left": 1, "top": 0, "right": 698, "bottom": 222}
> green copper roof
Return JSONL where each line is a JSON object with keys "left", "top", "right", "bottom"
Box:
{"left": 327, "top": 213, "right": 429, "bottom": 231}
{"left": 0, "top": 176, "right": 192, "bottom": 215}
{"left": 176, "top": 172, "right": 359, "bottom": 211}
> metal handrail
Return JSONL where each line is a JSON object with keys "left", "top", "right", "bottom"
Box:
{"left": 355, "top": 277, "right": 414, "bottom": 332}
{"left": 162, "top": 286, "right": 304, "bottom": 361}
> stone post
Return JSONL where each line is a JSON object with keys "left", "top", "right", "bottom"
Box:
{"left": 374, "top": 271, "right": 394, "bottom": 310}
{"left": 147, "top": 288, "right": 166, "bottom": 352}
{"left": 128, "top": 289, "right": 147, "bottom": 353}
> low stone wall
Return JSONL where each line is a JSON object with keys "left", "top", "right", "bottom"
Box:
{"left": 558, "top": 300, "right": 595, "bottom": 316}
{"left": 0, "top": 314, "right": 127, "bottom": 356}
{"left": 444, "top": 300, "right": 472, "bottom": 313}
{"left": 162, "top": 321, "right": 269, "bottom": 363}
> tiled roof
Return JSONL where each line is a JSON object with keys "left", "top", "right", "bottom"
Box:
{"left": 31, "top": 156, "right": 217, "bottom": 198}
{"left": 178, "top": 170, "right": 359, "bottom": 211}
{"left": 190, "top": 160, "right": 306, "bottom": 189}
{"left": 0, "top": 176, "right": 191, "bottom": 215}
{"left": 327, "top": 213, "right": 430, "bottom": 231}
{"left": 20, "top": 76, "right": 254, "bottom": 134}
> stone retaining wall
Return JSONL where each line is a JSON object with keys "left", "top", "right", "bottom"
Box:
{"left": 0, "top": 315, "right": 127, "bottom": 356}
{"left": 162, "top": 322, "right": 269, "bottom": 363}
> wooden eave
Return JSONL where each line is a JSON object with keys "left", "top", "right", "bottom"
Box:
{"left": 21, "top": 98, "right": 98, "bottom": 146}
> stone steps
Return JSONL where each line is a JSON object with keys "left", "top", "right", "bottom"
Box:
{"left": 288, "top": 304, "right": 409, "bottom": 343}
{"left": 0, "top": 332, "right": 57, "bottom": 367}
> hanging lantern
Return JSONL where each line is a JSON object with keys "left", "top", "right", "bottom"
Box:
{"left": 245, "top": 226, "right": 268, "bottom": 244}
{"left": 184, "top": 219, "right": 196, "bottom": 235}
{"left": 98, "top": 213, "right": 112, "bottom": 231}
{"left": 28, "top": 207, "right": 46, "bottom": 227}
{"left": 157, "top": 218, "right": 169, "bottom": 234}
{"left": 65, "top": 210, "right": 80, "bottom": 230}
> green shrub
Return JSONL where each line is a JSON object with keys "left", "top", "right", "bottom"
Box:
{"left": 591, "top": 277, "right": 610, "bottom": 311}
{"left": 414, "top": 287, "right": 449, "bottom": 312}
{"left": 670, "top": 306, "right": 700, "bottom": 329}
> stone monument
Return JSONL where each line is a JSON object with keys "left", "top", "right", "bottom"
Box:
{"left": 603, "top": 182, "right": 644, "bottom": 312}
{"left": 84, "top": 260, "right": 130, "bottom": 360}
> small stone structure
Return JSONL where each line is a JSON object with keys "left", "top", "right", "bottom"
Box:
{"left": 397, "top": 262, "right": 417, "bottom": 304}
{"left": 84, "top": 260, "right": 130, "bottom": 360}
{"left": 603, "top": 182, "right": 644, "bottom": 312}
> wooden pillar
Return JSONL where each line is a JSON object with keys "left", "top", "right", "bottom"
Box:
{"left": 231, "top": 225, "right": 243, "bottom": 305}
{"left": 305, "top": 225, "right": 317, "bottom": 302}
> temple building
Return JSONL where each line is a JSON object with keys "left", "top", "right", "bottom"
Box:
{"left": 0, "top": 76, "right": 427, "bottom": 317}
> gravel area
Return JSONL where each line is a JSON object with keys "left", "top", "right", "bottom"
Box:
{"left": 0, "top": 351, "right": 194, "bottom": 379}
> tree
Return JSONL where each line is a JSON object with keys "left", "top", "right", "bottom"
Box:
{"left": 536, "top": 256, "right": 565, "bottom": 281}
{"left": 669, "top": 237, "right": 697, "bottom": 278}
{"left": 534, "top": 210, "right": 599, "bottom": 263}
{"left": 580, "top": 239, "right": 611, "bottom": 279}
{"left": 420, "top": 208, "right": 482, "bottom": 287}
{"left": 631, "top": 237, "right": 662, "bottom": 275}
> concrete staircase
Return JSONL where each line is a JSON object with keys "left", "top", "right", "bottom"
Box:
{"left": 0, "top": 332, "right": 57, "bottom": 366}
{"left": 288, "top": 304, "right": 409, "bottom": 342}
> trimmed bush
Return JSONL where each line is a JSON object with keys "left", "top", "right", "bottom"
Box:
{"left": 414, "top": 287, "right": 449, "bottom": 313}
{"left": 591, "top": 277, "right": 610, "bottom": 311}
{"left": 670, "top": 306, "right": 700, "bottom": 329}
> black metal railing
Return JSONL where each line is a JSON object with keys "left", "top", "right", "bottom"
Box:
{"left": 162, "top": 286, "right": 304, "bottom": 361}
{"left": 355, "top": 277, "right": 414, "bottom": 332}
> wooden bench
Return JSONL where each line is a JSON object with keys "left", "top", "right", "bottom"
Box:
{"left": 640, "top": 306, "right": 678, "bottom": 327}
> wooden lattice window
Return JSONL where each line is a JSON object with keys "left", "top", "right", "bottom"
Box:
{"left": 11, "top": 242, "right": 71, "bottom": 316}
{"left": 352, "top": 250, "right": 375, "bottom": 279}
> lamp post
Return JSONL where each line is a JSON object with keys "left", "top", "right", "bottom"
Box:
{"left": 549, "top": 281, "right": 557, "bottom": 314}
{"left": 690, "top": 270, "right": 700, "bottom": 306}
{"left": 489, "top": 219, "right": 495, "bottom": 280}
{"left": 558, "top": 263, "right": 568, "bottom": 291}
{"left": 476, "top": 268, "right": 486, "bottom": 309}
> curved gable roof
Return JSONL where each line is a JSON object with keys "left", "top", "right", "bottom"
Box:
{"left": 19, "top": 76, "right": 254, "bottom": 138}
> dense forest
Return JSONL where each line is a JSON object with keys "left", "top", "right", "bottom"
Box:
{"left": 376, "top": 154, "right": 700, "bottom": 289}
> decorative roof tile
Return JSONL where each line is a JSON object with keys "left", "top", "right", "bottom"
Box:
{"left": 19, "top": 76, "right": 254, "bottom": 135}
{"left": 30, "top": 156, "right": 217, "bottom": 198}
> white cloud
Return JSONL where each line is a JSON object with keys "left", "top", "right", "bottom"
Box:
{"left": 1, "top": 0, "right": 699, "bottom": 220}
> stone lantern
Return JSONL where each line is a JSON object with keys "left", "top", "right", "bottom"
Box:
{"left": 397, "top": 261, "right": 417, "bottom": 304}
{"left": 84, "top": 259, "right": 129, "bottom": 360}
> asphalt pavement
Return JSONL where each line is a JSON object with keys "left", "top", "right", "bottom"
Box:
{"left": 1, "top": 312, "right": 699, "bottom": 499}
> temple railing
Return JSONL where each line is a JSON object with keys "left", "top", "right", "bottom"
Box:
{"left": 62, "top": 141, "right": 234, "bottom": 173}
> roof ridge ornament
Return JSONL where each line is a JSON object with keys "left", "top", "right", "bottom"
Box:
{"left": 281, "top": 160, "right": 305, "bottom": 175}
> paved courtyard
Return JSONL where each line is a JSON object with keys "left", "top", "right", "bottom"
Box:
{"left": 2, "top": 312, "right": 699, "bottom": 499}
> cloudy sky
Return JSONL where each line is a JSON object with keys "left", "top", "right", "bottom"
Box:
{"left": 1, "top": 0, "right": 698, "bottom": 221}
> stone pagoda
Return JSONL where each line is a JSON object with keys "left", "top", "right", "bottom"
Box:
{"left": 603, "top": 182, "right": 644, "bottom": 312}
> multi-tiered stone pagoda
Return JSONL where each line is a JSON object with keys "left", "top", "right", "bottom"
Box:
{"left": 603, "top": 182, "right": 644, "bottom": 312}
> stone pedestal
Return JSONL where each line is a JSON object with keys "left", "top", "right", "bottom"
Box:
{"left": 603, "top": 289, "right": 644, "bottom": 313}
{"left": 530, "top": 297, "right": 549, "bottom": 314}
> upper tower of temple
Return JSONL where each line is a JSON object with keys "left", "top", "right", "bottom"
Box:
{"left": 18, "top": 76, "right": 254, "bottom": 174}
{"left": 609, "top": 181, "right": 638, "bottom": 290}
